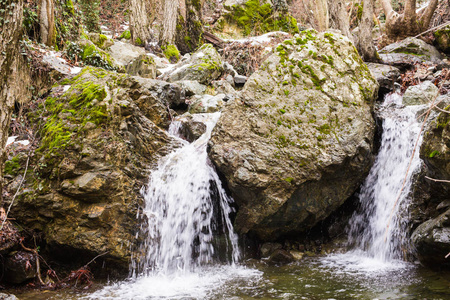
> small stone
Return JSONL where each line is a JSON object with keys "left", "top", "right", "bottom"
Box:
{"left": 234, "top": 74, "right": 247, "bottom": 85}
{"left": 267, "top": 249, "right": 295, "bottom": 265}
{"left": 260, "top": 242, "right": 282, "bottom": 258}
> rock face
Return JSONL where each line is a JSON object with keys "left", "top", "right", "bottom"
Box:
{"left": 6, "top": 67, "right": 178, "bottom": 272}
{"left": 161, "top": 44, "right": 224, "bottom": 84}
{"left": 208, "top": 30, "right": 378, "bottom": 240}
{"left": 411, "top": 208, "right": 450, "bottom": 268}
{"left": 412, "top": 104, "right": 450, "bottom": 268}
{"left": 403, "top": 81, "right": 439, "bottom": 106}
{"left": 379, "top": 37, "right": 444, "bottom": 67}
{"left": 366, "top": 63, "right": 400, "bottom": 95}
{"left": 434, "top": 25, "right": 450, "bottom": 53}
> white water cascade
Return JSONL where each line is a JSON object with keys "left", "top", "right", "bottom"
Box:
{"left": 135, "top": 112, "right": 240, "bottom": 275}
{"left": 322, "top": 92, "right": 427, "bottom": 272}
{"left": 86, "top": 113, "right": 254, "bottom": 299}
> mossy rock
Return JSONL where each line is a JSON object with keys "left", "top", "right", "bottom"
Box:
{"left": 208, "top": 30, "right": 379, "bottom": 241}
{"left": 126, "top": 54, "right": 157, "bottom": 78}
{"left": 434, "top": 25, "right": 450, "bottom": 54}
{"left": 65, "top": 40, "right": 121, "bottom": 71}
{"left": 6, "top": 67, "right": 180, "bottom": 275}
{"left": 219, "top": 0, "right": 299, "bottom": 38}
{"left": 88, "top": 32, "right": 114, "bottom": 50}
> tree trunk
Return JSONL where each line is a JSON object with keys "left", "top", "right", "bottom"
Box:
{"left": 130, "top": 0, "right": 151, "bottom": 46}
{"left": 0, "top": 0, "right": 24, "bottom": 205}
{"left": 356, "top": 0, "right": 380, "bottom": 62}
{"left": 175, "top": 0, "right": 203, "bottom": 53}
{"left": 381, "top": 0, "right": 440, "bottom": 40}
{"left": 39, "top": 0, "right": 55, "bottom": 46}
{"left": 328, "top": 0, "right": 351, "bottom": 39}
{"left": 160, "top": 0, "right": 179, "bottom": 45}
{"left": 314, "top": 0, "right": 329, "bottom": 31}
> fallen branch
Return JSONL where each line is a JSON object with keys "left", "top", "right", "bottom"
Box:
{"left": 425, "top": 176, "right": 450, "bottom": 183}
{"left": 0, "top": 156, "right": 30, "bottom": 231}
{"left": 384, "top": 92, "right": 438, "bottom": 242}
{"left": 413, "top": 20, "right": 450, "bottom": 38}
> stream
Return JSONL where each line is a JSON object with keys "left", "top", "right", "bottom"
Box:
{"left": 9, "top": 94, "right": 450, "bottom": 299}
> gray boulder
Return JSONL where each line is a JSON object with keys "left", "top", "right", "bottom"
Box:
{"left": 108, "top": 40, "right": 147, "bottom": 66}
{"left": 367, "top": 63, "right": 401, "bottom": 94}
{"left": 189, "top": 94, "right": 226, "bottom": 114}
{"left": 379, "top": 37, "right": 444, "bottom": 67}
{"left": 403, "top": 81, "right": 439, "bottom": 106}
{"left": 411, "top": 208, "right": 450, "bottom": 268}
{"left": 126, "top": 54, "right": 157, "bottom": 79}
{"left": 161, "top": 44, "right": 224, "bottom": 85}
{"left": 208, "top": 30, "right": 378, "bottom": 240}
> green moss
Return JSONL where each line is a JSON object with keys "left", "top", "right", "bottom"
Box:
{"left": 65, "top": 41, "right": 117, "bottom": 71}
{"left": 225, "top": 0, "right": 299, "bottom": 36}
{"left": 135, "top": 37, "right": 143, "bottom": 46}
{"left": 4, "top": 156, "right": 21, "bottom": 176}
{"left": 162, "top": 44, "right": 180, "bottom": 62}
{"left": 284, "top": 177, "right": 294, "bottom": 183}
{"left": 119, "top": 30, "right": 131, "bottom": 40}
{"left": 429, "top": 150, "right": 440, "bottom": 158}
{"left": 279, "top": 109, "right": 286, "bottom": 114}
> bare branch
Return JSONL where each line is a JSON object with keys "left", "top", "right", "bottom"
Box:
{"left": 425, "top": 176, "right": 450, "bottom": 183}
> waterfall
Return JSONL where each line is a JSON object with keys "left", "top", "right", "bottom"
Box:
{"left": 347, "top": 92, "right": 425, "bottom": 261}
{"left": 133, "top": 112, "right": 240, "bottom": 276}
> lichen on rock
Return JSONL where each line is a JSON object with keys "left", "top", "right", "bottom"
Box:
{"left": 208, "top": 30, "right": 379, "bottom": 240}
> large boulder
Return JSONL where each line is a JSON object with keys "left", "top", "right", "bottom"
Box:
{"left": 208, "top": 30, "right": 378, "bottom": 240}
{"left": 403, "top": 81, "right": 439, "bottom": 106}
{"left": 4, "top": 67, "right": 179, "bottom": 273}
{"left": 161, "top": 44, "right": 224, "bottom": 84}
{"left": 379, "top": 37, "right": 444, "bottom": 67}
{"left": 108, "top": 40, "right": 147, "bottom": 66}
{"left": 411, "top": 208, "right": 450, "bottom": 269}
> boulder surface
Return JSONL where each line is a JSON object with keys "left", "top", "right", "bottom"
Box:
{"left": 208, "top": 30, "right": 378, "bottom": 240}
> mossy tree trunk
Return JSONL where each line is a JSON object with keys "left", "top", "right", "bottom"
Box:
{"left": 0, "top": 0, "right": 23, "bottom": 205}
{"left": 39, "top": 0, "right": 56, "bottom": 46}
{"left": 327, "top": 0, "right": 351, "bottom": 39}
{"left": 381, "top": 0, "right": 439, "bottom": 41}
{"left": 160, "top": 0, "right": 179, "bottom": 45}
{"left": 130, "top": 0, "right": 151, "bottom": 46}
{"left": 175, "top": 0, "right": 203, "bottom": 54}
{"left": 80, "top": 0, "right": 101, "bottom": 33}
{"left": 355, "top": 0, "right": 380, "bottom": 62}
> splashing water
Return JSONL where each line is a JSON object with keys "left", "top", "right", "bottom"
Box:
{"left": 135, "top": 112, "right": 240, "bottom": 276}
{"left": 323, "top": 92, "right": 427, "bottom": 272}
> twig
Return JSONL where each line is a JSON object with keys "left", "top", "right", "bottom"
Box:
{"left": 84, "top": 251, "right": 109, "bottom": 268}
{"left": 0, "top": 156, "right": 30, "bottom": 231}
{"left": 20, "top": 241, "right": 45, "bottom": 285}
{"left": 413, "top": 20, "right": 450, "bottom": 38}
{"left": 446, "top": 252, "right": 450, "bottom": 259}
{"left": 384, "top": 92, "right": 438, "bottom": 242}
{"left": 425, "top": 176, "right": 450, "bottom": 183}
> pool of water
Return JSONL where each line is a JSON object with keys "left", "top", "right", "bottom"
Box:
{"left": 11, "top": 255, "right": 450, "bottom": 300}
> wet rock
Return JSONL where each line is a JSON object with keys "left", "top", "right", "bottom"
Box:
{"left": 5, "top": 67, "right": 179, "bottom": 273}
{"left": 411, "top": 208, "right": 450, "bottom": 269}
{"left": 176, "top": 113, "right": 207, "bottom": 142}
{"left": 188, "top": 94, "right": 226, "bottom": 114}
{"left": 379, "top": 37, "right": 444, "bottom": 67}
{"left": 0, "top": 293, "right": 18, "bottom": 300}
{"left": 260, "top": 242, "right": 282, "bottom": 258}
{"left": 289, "top": 251, "right": 304, "bottom": 260}
{"left": 161, "top": 44, "right": 224, "bottom": 85}
{"left": 126, "top": 54, "right": 157, "bottom": 78}
{"left": 267, "top": 249, "right": 295, "bottom": 265}
{"left": 4, "top": 251, "right": 37, "bottom": 284}
{"left": 367, "top": 63, "right": 401, "bottom": 94}
{"left": 403, "top": 81, "right": 439, "bottom": 106}
{"left": 208, "top": 30, "right": 378, "bottom": 241}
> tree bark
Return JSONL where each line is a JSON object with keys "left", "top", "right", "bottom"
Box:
{"left": 328, "top": 0, "right": 351, "bottom": 39}
{"left": 175, "top": 0, "right": 203, "bottom": 53}
{"left": 160, "top": 0, "right": 179, "bottom": 45}
{"left": 314, "top": 0, "right": 329, "bottom": 31}
{"left": 381, "top": 0, "right": 440, "bottom": 40}
{"left": 39, "top": 0, "right": 55, "bottom": 46}
{"left": 130, "top": 0, "right": 151, "bottom": 46}
{"left": 0, "top": 0, "right": 24, "bottom": 205}
{"left": 356, "top": 0, "right": 380, "bottom": 62}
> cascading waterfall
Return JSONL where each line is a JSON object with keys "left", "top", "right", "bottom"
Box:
{"left": 134, "top": 112, "right": 240, "bottom": 276}
{"left": 346, "top": 92, "right": 425, "bottom": 262}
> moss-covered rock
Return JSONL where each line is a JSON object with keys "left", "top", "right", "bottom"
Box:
{"left": 88, "top": 32, "right": 114, "bottom": 50}
{"left": 216, "top": 0, "right": 299, "bottom": 38}
{"left": 161, "top": 44, "right": 224, "bottom": 85}
{"left": 126, "top": 54, "right": 157, "bottom": 78}
{"left": 208, "top": 30, "right": 378, "bottom": 240}
{"left": 65, "top": 40, "right": 120, "bottom": 71}
{"left": 434, "top": 25, "right": 450, "bottom": 54}
{"left": 4, "top": 67, "right": 180, "bottom": 274}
